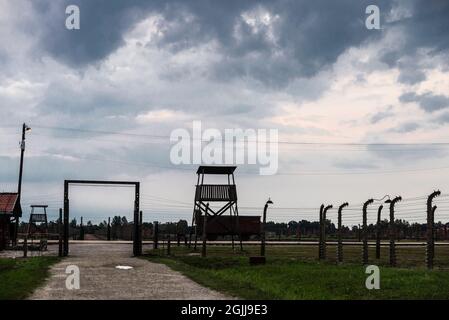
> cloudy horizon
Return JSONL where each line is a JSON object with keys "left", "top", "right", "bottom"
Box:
{"left": 2, "top": 0, "right": 449, "bottom": 226}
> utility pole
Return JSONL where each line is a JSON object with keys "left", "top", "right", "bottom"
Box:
{"left": 16, "top": 123, "right": 31, "bottom": 245}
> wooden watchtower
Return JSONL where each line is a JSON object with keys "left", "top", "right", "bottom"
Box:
{"left": 27, "top": 205, "right": 49, "bottom": 250}
{"left": 192, "top": 166, "right": 242, "bottom": 248}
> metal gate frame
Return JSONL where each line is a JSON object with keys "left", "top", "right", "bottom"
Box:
{"left": 63, "top": 180, "right": 141, "bottom": 257}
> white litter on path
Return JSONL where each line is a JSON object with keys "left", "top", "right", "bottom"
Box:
{"left": 116, "top": 265, "right": 133, "bottom": 270}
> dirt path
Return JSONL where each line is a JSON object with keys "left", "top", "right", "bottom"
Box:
{"left": 29, "top": 243, "right": 231, "bottom": 300}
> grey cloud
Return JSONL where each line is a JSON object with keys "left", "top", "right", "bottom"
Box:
{"left": 333, "top": 160, "right": 379, "bottom": 170}
{"left": 390, "top": 122, "right": 420, "bottom": 133}
{"left": 435, "top": 112, "right": 449, "bottom": 125}
{"left": 31, "top": 0, "right": 159, "bottom": 67}
{"left": 399, "top": 92, "right": 449, "bottom": 112}
{"left": 19, "top": 1, "right": 448, "bottom": 90}
{"left": 379, "top": 1, "right": 449, "bottom": 85}
{"left": 367, "top": 144, "right": 447, "bottom": 163}
{"left": 29, "top": 0, "right": 394, "bottom": 86}
{"left": 370, "top": 106, "right": 394, "bottom": 124}
{"left": 397, "top": 68, "right": 426, "bottom": 85}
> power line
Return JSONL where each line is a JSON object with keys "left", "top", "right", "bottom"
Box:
{"left": 29, "top": 124, "right": 449, "bottom": 147}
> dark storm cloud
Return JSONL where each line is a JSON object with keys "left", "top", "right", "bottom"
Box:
{"left": 31, "top": 0, "right": 394, "bottom": 86}
{"left": 399, "top": 92, "right": 449, "bottom": 113}
{"left": 31, "top": 0, "right": 159, "bottom": 67}
{"left": 379, "top": 0, "right": 449, "bottom": 84}
{"left": 394, "top": 0, "right": 449, "bottom": 56}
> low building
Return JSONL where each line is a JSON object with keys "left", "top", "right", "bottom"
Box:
{"left": 0, "top": 193, "right": 22, "bottom": 250}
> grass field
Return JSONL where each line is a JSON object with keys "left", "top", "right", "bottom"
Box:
{"left": 0, "top": 256, "right": 60, "bottom": 300}
{"left": 145, "top": 244, "right": 449, "bottom": 299}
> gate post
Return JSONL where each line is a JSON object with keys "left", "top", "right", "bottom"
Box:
{"left": 139, "top": 211, "right": 143, "bottom": 254}
{"left": 58, "top": 208, "right": 63, "bottom": 257}
{"left": 133, "top": 182, "right": 141, "bottom": 256}
{"left": 153, "top": 221, "right": 159, "bottom": 249}
{"left": 427, "top": 191, "right": 441, "bottom": 270}
{"left": 63, "top": 180, "right": 69, "bottom": 256}
{"left": 107, "top": 217, "right": 111, "bottom": 241}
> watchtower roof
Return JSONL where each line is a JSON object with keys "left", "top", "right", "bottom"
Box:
{"left": 30, "top": 205, "right": 48, "bottom": 208}
{"left": 196, "top": 166, "right": 237, "bottom": 175}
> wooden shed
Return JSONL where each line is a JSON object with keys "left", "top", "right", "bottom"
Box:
{"left": 0, "top": 193, "right": 22, "bottom": 250}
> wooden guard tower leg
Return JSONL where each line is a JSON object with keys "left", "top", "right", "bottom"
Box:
{"left": 202, "top": 204, "right": 209, "bottom": 257}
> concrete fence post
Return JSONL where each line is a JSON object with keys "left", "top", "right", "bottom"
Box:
{"left": 426, "top": 190, "right": 441, "bottom": 270}
{"left": 386, "top": 196, "right": 402, "bottom": 267}
{"left": 363, "top": 199, "right": 374, "bottom": 265}
{"left": 375, "top": 205, "right": 383, "bottom": 260}
{"left": 319, "top": 205, "right": 332, "bottom": 260}
{"left": 337, "top": 202, "right": 348, "bottom": 263}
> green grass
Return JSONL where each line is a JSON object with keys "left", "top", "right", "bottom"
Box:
{"left": 144, "top": 245, "right": 449, "bottom": 299}
{"left": 0, "top": 256, "right": 60, "bottom": 300}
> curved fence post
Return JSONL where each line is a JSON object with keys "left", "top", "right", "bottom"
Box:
{"left": 376, "top": 205, "right": 383, "bottom": 259}
{"left": 427, "top": 190, "right": 441, "bottom": 270}
{"left": 318, "top": 204, "right": 324, "bottom": 260}
{"left": 385, "top": 196, "right": 402, "bottom": 267}
{"left": 319, "top": 205, "right": 333, "bottom": 260}
{"left": 337, "top": 202, "right": 348, "bottom": 263}
{"left": 363, "top": 199, "right": 374, "bottom": 265}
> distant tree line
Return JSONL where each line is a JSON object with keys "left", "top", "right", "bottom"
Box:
{"left": 18, "top": 216, "right": 449, "bottom": 241}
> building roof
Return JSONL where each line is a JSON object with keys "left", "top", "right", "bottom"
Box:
{"left": 196, "top": 166, "right": 237, "bottom": 175}
{"left": 0, "top": 193, "right": 20, "bottom": 215}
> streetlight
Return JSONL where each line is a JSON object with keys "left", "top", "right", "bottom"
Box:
{"left": 15, "top": 123, "right": 31, "bottom": 244}
{"left": 261, "top": 198, "right": 273, "bottom": 257}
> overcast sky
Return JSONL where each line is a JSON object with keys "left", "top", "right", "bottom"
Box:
{"left": 1, "top": 0, "right": 449, "bottom": 225}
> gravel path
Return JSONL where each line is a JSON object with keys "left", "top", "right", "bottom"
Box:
{"left": 28, "top": 243, "right": 231, "bottom": 300}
